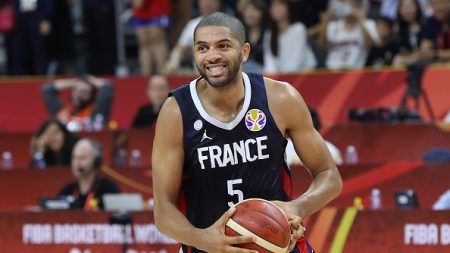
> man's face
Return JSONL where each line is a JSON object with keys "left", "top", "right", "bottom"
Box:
{"left": 71, "top": 81, "right": 94, "bottom": 107}
{"left": 147, "top": 76, "right": 170, "bottom": 108}
{"left": 193, "top": 26, "right": 249, "bottom": 88}
{"left": 71, "top": 140, "right": 96, "bottom": 179}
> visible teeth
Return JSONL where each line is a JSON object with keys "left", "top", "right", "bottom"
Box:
{"left": 209, "top": 66, "right": 223, "bottom": 71}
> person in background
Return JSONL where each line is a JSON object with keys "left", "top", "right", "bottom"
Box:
{"left": 163, "top": 0, "right": 221, "bottom": 74}
{"left": 10, "top": 0, "right": 54, "bottom": 75}
{"left": 366, "top": 16, "right": 396, "bottom": 67}
{"left": 239, "top": 0, "right": 268, "bottom": 73}
{"left": 285, "top": 105, "right": 343, "bottom": 166}
{"left": 392, "top": 0, "right": 424, "bottom": 66}
{"left": 132, "top": 75, "right": 171, "bottom": 128}
{"left": 263, "top": 0, "right": 317, "bottom": 73}
{"left": 58, "top": 138, "right": 120, "bottom": 210}
{"left": 82, "top": 0, "right": 116, "bottom": 75}
{"left": 419, "top": 0, "right": 450, "bottom": 62}
{"left": 47, "top": 0, "right": 75, "bottom": 75}
{"left": 318, "top": 0, "right": 381, "bottom": 70}
{"left": 30, "top": 118, "right": 79, "bottom": 167}
{"left": 41, "top": 75, "right": 113, "bottom": 131}
{"left": 131, "top": 0, "right": 171, "bottom": 75}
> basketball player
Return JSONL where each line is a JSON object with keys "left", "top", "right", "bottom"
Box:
{"left": 152, "top": 12, "right": 342, "bottom": 253}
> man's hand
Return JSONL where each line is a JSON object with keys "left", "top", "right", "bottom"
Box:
{"left": 272, "top": 200, "right": 306, "bottom": 252}
{"left": 196, "top": 208, "right": 258, "bottom": 253}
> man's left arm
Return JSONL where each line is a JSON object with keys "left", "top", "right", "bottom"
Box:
{"left": 267, "top": 79, "right": 342, "bottom": 218}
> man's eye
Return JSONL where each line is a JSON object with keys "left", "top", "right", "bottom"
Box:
{"left": 197, "top": 46, "right": 207, "bottom": 52}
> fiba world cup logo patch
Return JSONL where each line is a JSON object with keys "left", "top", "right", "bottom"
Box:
{"left": 245, "top": 109, "right": 266, "bottom": 131}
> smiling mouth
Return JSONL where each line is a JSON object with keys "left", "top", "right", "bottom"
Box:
{"left": 206, "top": 65, "right": 226, "bottom": 76}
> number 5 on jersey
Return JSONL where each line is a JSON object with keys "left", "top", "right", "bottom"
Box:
{"left": 227, "top": 179, "right": 243, "bottom": 207}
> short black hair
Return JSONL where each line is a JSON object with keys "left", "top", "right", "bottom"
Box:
{"left": 194, "top": 12, "right": 246, "bottom": 45}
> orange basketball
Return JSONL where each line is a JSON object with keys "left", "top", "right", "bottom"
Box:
{"left": 225, "top": 198, "right": 291, "bottom": 253}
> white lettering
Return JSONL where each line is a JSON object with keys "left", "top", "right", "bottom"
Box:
{"left": 197, "top": 147, "right": 208, "bottom": 169}
{"left": 197, "top": 137, "right": 270, "bottom": 169}
{"left": 22, "top": 224, "right": 52, "bottom": 244}
{"left": 441, "top": 224, "right": 450, "bottom": 245}
{"left": 245, "top": 139, "right": 257, "bottom": 162}
{"left": 256, "top": 136, "right": 269, "bottom": 159}
{"left": 222, "top": 144, "right": 235, "bottom": 166}
{"left": 133, "top": 225, "right": 178, "bottom": 244}
{"left": 404, "top": 224, "right": 438, "bottom": 245}
{"left": 209, "top": 146, "right": 223, "bottom": 168}
{"left": 233, "top": 141, "right": 247, "bottom": 164}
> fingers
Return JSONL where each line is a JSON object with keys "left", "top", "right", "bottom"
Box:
{"left": 288, "top": 225, "right": 306, "bottom": 251}
{"left": 291, "top": 225, "right": 306, "bottom": 240}
{"left": 287, "top": 214, "right": 302, "bottom": 226}
{"left": 225, "top": 234, "right": 256, "bottom": 246}
{"left": 216, "top": 207, "right": 236, "bottom": 227}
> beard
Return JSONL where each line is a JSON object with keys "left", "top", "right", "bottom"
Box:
{"left": 196, "top": 51, "right": 242, "bottom": 88}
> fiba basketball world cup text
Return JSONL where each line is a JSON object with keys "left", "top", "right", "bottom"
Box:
{"left": 197, "top": 136, "right": 270, "bottom": 169}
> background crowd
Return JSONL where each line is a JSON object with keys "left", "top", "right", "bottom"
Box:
{"left": 0, "top": 0, "right": 449, "bottom": 76}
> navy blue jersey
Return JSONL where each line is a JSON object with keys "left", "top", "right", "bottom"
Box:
{"left": 170, "top": 73, "right": 311, "bottom": 253}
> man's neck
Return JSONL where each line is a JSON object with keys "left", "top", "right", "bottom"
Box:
{"left": 78, "top": 172, "right": 97, "bottom": 195}
{"left": 198, "top": 73, "right": 246, "bottom": 122}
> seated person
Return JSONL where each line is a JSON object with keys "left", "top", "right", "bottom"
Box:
{"left": 30, "top": 118, "right": 79, "bottom": 167}
{"left": 58, "top": 138, "right": 120, "bottom": 210}
{"left": 132, "top": 75, "right": 171, "bottom": 128}
{"left": 41, "top": 75, "right": 114, "bottom": 131}
{"left": 285, "top": 105, "right": 343, "bottom": 166}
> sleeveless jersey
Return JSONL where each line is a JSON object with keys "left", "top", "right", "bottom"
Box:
{"left": 170, "top": 73, "right": 313, "bottom": 253}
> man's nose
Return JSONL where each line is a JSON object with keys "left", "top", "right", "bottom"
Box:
{"left": 205, "top": 49, "right": 223, "bottom": 63}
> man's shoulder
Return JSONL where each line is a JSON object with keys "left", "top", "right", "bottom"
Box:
{"left": 263, "top": 76, "right": 296, "bottom": 96}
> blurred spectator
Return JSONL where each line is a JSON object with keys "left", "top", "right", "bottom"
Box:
{"left": 58, "top": 138, "right": 121, "bottom": 210}
{"left": 392, "top": 0, "right": 424, "bottom": 67}
{"left": 319, "top": 0, "right": 381, "bottom": 70}
{"left": 419, "top": 0, "right": 450, "bottom": 63}
{"left": 285, "top": 105, "right": 343, "bottom": 167}
{"left": 10, "top": 0, "right": 55, "bottom": 75}
{"left": 366, "top": 16, "right": 396, "bottom": 67}
{"left": 47, "top": 0, "right": 75, "bottom": 75}
{"left": 433, "top": 189, "right": 450, "bottom": 210}
{"left": 295, "top": 0, "right": 328, "bottom": 38}
{"left": 131, "top": 0, "right": 171, "bottom": 75}
{"left": 379, "top": 0, "right": 427, "bottom": 20}
{"left": 163, "top": 0, "right": 221, "bottom": 74}
{"left": 41, "top": 75, "right": 114, "bottom": 131}
{"left": 132, "top": 75, "right": 171, "bottom": 128}
{"left": 240, "top": 0, "right": 268, "bottom": 73}
{"left": 263, "top": 0, "right": 317, "bottom": 73}
{"left": 82, "top": 0, "right": 116, "bottom": 75}
{"left": 30, "top": 118, "right": 79, "bottom": 167}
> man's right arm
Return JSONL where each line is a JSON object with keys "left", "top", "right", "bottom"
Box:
{"left": 152, "top": 97, "right": 256, "bottom": 252}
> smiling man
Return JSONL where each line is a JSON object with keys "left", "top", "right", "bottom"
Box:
{"left": 152, "top": 12, "right": 342, "bottom": 253}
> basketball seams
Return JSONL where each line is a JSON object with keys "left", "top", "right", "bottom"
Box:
{"left": 235, "top": 198, "right": 290, "bottom": 222}
{"left": 226, "top": 218, "right": 289, "bottom": 253}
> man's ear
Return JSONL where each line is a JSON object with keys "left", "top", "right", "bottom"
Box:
{"left": 242, "top": 42, "right": 251, "bottom": 63}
